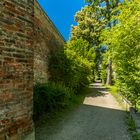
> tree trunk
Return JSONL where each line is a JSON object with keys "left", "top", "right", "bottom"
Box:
{"left": 106, "top": 59, "right": 112, "bottom": 85}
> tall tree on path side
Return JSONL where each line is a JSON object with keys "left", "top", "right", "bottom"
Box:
{"left": 85, "top": 0, "right": 121, "bottom": 85}
{"left": 70, "top": 6, "right": 106, "bottom": 79}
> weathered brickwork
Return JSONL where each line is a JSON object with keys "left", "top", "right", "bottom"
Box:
{"left": 34, "top": 1, "right": 65, "bottom": 83}
{"left": 0, "top": 0, "right": 65, "bottom": 139}
{"left": 0, "top": 0, "right": 34, "bottom": 139}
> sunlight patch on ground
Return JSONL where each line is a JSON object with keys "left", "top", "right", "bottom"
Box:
{"left": 83, "top": 93, "right": 124, "bottom": 111}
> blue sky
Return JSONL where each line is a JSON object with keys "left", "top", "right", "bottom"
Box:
{"left": 37, "top": 0, "right": 86, "bottom": 41}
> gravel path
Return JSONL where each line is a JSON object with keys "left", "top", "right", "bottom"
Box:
{"left": 36, "top": 83, "right": 130, "bottom": 140}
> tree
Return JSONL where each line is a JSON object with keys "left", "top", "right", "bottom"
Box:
{"left": 102, "top": 0, "right": 140, "bottom": 108}
{"left": 49, "top": 38, "right": 96, "bottom": 91}
{"left": 85, "top": 0, "right": 121, "bottom": 85}
{"left": 68, "top": 38, "right": 96, "bottom": 64}
{"left": 71, "top": 6, "right": 106, "bottom": 46}
{"left": 70, "top": 6, "right": 106, "bottom": 79}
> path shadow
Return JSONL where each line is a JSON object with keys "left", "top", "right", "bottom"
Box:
{"left": 35, "top": 82, "right": 130, "bottom": 140}
{"left": 36, "top": 104, "right": 130, "bottom": 140}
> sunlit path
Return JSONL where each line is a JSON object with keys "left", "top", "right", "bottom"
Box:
{"left": 36, "top": 82, "right": 130, "bottom": 140}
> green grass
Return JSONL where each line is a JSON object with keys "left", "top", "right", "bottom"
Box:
{"left": 126, "top": 114, "right": 140, "bottom": 140}
{"left": 35, "top": 86, "right": 92, "bottom": 128}
{"left": 105, "top": 85, "right": 140, "bottom": 140}
{"left": 109, "top": 86, "right": 118, "bottom": 95}
{"left": 107, "top": 85, "right": 140, "bottom": 140}
{"left": 126, "top": 114, "right": 136, "bottom": 132}
{"left": 132, "top": 133, "right": 140, "bottom": 140}
{"left": 69, "top": 87, "right": 92, "bottom": 106}
{"left": 105, "top": 85, "right": 125, "bottom": 108}
{"left": 109, "top": 86, "right": 121, "bottom": 103}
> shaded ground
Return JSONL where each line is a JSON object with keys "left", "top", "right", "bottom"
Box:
{"left": 36, "top": 82, "right": 130, "bottom": 140}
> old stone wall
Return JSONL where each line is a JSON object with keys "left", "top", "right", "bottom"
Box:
{"left": 34, "top": 1, "right": 65, "bottom": 83}
{"left": 0, "top": 0, "right": 35, "bottom": 139}
{"left": 0, "top": 0, "right": 34, "bottom": 140}
{"left": 0, "top": 0, "right": 65, "bottom": 139}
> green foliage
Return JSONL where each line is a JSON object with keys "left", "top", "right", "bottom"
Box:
{"left": 132, "top": 133, "right": 140, "bottom": 140}
{"left": 126, "top": 115, "right": 140, "bottom": 140}
{"left": 85, "top": 0, "right": 122, "bottom": 85}
{"left": 109, "top": 86, "right": 118, "bottom": 95}
{"left": 70, "top": 5, "right": 107, "bottom": 80}
{"left": 65, "top": 47, "right": 93, "bottom": 89}
{"left": 48, "top": 48, "right": 72, "bottom": 84}
{"left": 49, "top": 38, "right": 95, "bottom": 91}
{"left": 100, "top": 53, "right": 108, "bottom": 84}
{"left": 71, "top": 6, "right": 106, "bottom": 46}
{"left": 100, "top": 67, "right": 107, "bottom": 84}
{"left": 85, "top": 0, "right": 121, "bottom": 25}
{"left": 66, "top": 39, "right": 96, "bottom": 89}
{"left": 67, "top": 38, "right": 95, "bottom": 63}
{"left": 101, "top": 0, "right": 140, "bottom": 108}
{"left": 126, "top": 115, "right": 136, "bottom": 132}
{"left": 33, "top": 82, "right": 74, "bottom": 120}
{"left": 108, "top": 85, "right": 127, "bottom": 109}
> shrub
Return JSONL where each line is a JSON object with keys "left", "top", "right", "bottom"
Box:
{"left": 33, "top": 82, "right": 74, "bottom": 120}
{"left": 48, "top": 48, "right": 71, "bottom": 84}
{"left": 65, "top": 48, "right": 93, "bottom": 90}
{"left": 48, "top": 39, "right": 95, "bottom": 92}
{"left": 101, "top": 0, "right": 140, "bottom": 109}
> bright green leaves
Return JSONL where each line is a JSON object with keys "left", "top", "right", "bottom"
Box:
{"left": 49, "top": 38, "right": 96, "bottom": 92}
{"left": 101, "top": 0, "right": 140, "bottom": 107}
{"left": 70, "top": 5, "right": 107, "bottom": 80}
{"left": 71, "top": 6, "right": 106, "bottom": 46}
{"left": 67, "top": 38, "right": 96, "bottom": 63}
{"left": 64, "top": 39, "right": 96, "bottom": 89}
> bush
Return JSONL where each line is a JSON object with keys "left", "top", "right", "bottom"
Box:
{"left": 99, "top": 52, "right": 108, "bottom": 84}
{"left": 48, "top": 39, "right": 95, "bottom": 92}
{"left": 101, "top": 0, "right": 140, "bottom": 109}
{"left": 48, "top": 48, "right": 71, "bottom": 84}
{"left": 100, "top": 68, "right": 107, "bottom": 84}
{"left": 33, "top": 82, "right": 74, "bottom": 120}
{"left": 65, "top": 48, "right": 93, "bottom": 90}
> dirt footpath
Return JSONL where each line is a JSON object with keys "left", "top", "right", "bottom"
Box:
{"left": 36, "top": 83, "right": 130, "bottom": 140}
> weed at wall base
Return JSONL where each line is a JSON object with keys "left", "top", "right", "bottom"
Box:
{"left": 33, "top": 82, "right": 74, "bottom": 121}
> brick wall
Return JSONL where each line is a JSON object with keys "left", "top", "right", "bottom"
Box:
{"left": 0, "top": 0, "right": 65, "bottom": 139}
{"left": 34, "top": 1, "right": 65, "bottom": 83}
{"left": 0, "top": 0, "right": 34, "bottom": 139}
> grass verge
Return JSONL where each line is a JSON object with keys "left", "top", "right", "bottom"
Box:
{"left": 105, "top": 85, "right": 126, "bottom": 109}
{"left": 35, "top": 86, "right": 92, "bottom": 128}
{"left": 126, "top": 114, "right": 140, "bottom": 140}
{"left": 107, "top": 85, "right": 140, "bottom": 140}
